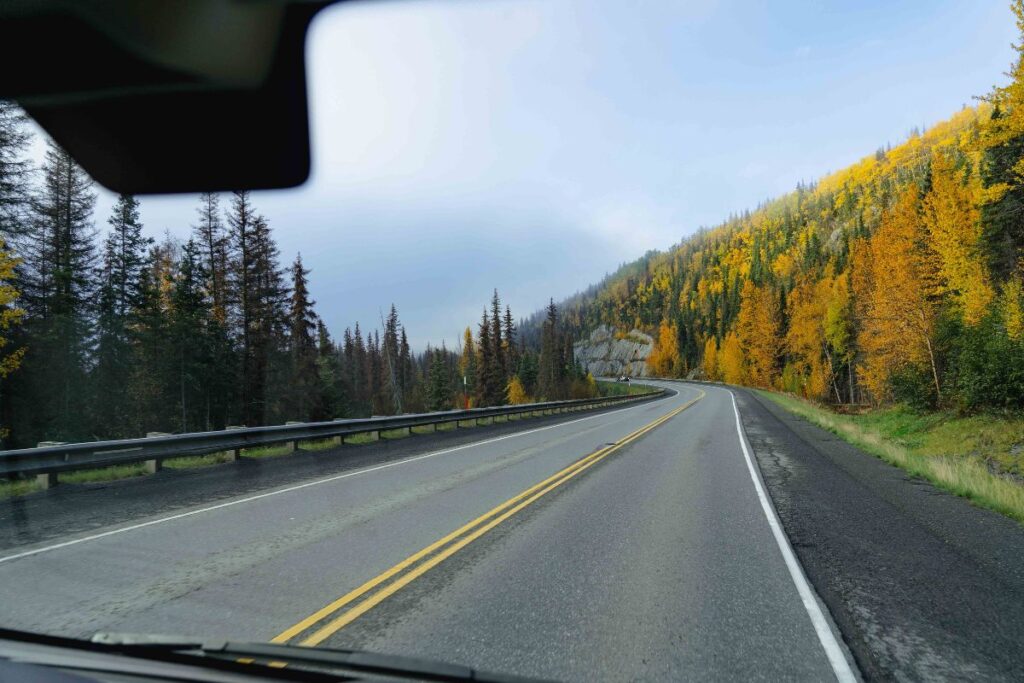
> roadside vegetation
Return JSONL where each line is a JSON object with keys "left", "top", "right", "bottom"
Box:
{"left": 598, "top": 381, "right": 656, "bottom": 397}
{"left": 761, "top": 390, "right": 1024, "bottom": 524}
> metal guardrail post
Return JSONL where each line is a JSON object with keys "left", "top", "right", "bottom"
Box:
{"left": 225, "top": 426, "right": 244, "bottom": 460}
{"left": 35, "top": 441, "right": 65, "bottom": 488}
{"left": 330, "top": 418, "right": 345, "bottom": 444}
{"left": 144, "top": 432, "right": 170, "bottom": 472}
{"left": 284, "top": 422, "right": 302, "bottom": 451}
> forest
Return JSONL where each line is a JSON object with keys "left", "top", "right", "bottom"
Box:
{"left": 552, "top": 2, "right": 1024, "bottom": 414}
{"left": 0, "top": 110, "right": 591, "bottom": 448}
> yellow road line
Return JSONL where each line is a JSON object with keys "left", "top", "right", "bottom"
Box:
{"left": 274, "top": 390, "right": 704, "bottom": 646}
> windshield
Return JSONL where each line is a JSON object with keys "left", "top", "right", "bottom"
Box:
{"left": 2, "top": 1, "right": 1024, "bottom": 681}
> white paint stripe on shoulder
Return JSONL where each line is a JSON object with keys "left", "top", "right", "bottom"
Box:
{"left": 0, "top": 392, "right": 676, "bottom": 566}
{"left": 729, "top": 390, "right": 858, "bottom": 683}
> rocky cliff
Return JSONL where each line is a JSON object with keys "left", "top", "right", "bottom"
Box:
{"left": 573, "top": 325, "right": 653, "bottom": 377}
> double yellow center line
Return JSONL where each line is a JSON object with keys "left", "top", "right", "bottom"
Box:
{"left": 272, "top": 390, "right": 704, "bottom": 647}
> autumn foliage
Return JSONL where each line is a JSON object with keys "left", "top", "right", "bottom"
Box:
{"left": 552, "top": 1, "right": 1024, "bottom": 411}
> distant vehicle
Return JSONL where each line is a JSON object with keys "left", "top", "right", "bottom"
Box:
{"left": 618, "top": 375, "right": 630, "bottom": 382}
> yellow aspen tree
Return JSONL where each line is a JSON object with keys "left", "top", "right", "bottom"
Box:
{"left": 718, "top": 331, "right": 746, "bottom": 385}
{"left": 857, "top": 188, "right": 944, "bottom": 403}
{"left": 702, "top": 337, "right": 719, "bottom": 380}
{"left": 735, "top": 280, "right": 783, "bottom": 388}
{"left": 647, "top": 321, "right": 680, "bottom": 377}
{"left": 922, "top": 149, "right": 994, "bottom": 325}
{"left": 1001, "top": 276, "right": 1024, "bottom": 341}
{"left": 785, "top": 275, "right": 835, "bottom": 401}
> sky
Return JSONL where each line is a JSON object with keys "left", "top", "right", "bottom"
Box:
{"left": 26, "top": 0, "right": 1020, "bottom": 350}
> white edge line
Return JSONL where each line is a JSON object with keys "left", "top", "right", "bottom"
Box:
{"left": 729, "top": 390, "right": 857, "bottom": 683}
{"left": 0, "top": 394, "right": 671, "bottom": 566}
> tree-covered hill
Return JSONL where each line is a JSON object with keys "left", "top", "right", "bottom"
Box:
{"left": 533, "top": 2, "right": 1024, "bottom": 411}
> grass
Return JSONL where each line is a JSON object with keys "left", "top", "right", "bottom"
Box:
{"left": 597, "top": 380, "right": 658, "bottom": 397}
{"left": 164, "top": 451, "right": 236, "bottom": 469}
{"left": 759, "top": 390, "right": 1024, "bottom": 524}
{"left": 61, "top": 462, "right": 149, "bottom": 484}
{"left": 0, "top": 478, "right": 42, "bottom": 499}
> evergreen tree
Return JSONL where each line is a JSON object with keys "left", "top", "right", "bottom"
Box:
{"left": 192, "top": 192, "right": 228, "bottom": 321}
{"left": 490, "top": 289, "right": 505, "bottom": 381}
{"left": 92, "top": 194, "right": 153, "bottom": 436}
{"left": 426, "top": 346, "right": 453, "bottom": 411}
{"left": 285, "top": 254, "right": 319, "bottom": 420}
{"left": 316, "top": 320, "right": 346, "bottom": 419}
{"left": 0, "top": 101, "right": 32, "bottom": 248}
{"left": 15, "top": 141, "right": 96, "bottom": 442}
{"left": 166, "top": 240, "right": 219, "bottom": 431}
{"left": 503, "top": 305, "right": 518, "bottom": 375}
{"left": 226, "top": 192, "right": 287, "bottom": 425}
{"left": 537, "top": 299, "right": 565, "bottom": 400}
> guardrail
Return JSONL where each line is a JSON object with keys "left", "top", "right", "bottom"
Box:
{"left": 0, "top": 388, "right": 665, "bottom": 489}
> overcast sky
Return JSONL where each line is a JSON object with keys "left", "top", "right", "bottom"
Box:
{"left": 27, "top": 0, "right": 1019, "bottom": 350}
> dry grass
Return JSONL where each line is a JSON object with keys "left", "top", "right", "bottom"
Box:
{"left": 760, "top": 391, "right": 1024, "bottom": 525}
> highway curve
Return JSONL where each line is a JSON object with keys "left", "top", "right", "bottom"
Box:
{"left": 4, "top": 380, "right": 1020, "bottom": 680}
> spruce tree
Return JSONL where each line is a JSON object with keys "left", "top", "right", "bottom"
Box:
{"left": 0, "top": 101, "right": 32, "bottom": 248}
{"left": 503, "top": 304, "right": 518, "bottom": 375}
{"left": 490, "top": 289, "right": 505, "bottom": 381}
{"left": 537, "top": 299, "right": 565, "bottom": 400}
{"left": 92, "top": 194, "right": 152, "bottom": 436}
{"left": 286, "top": 254, "right": 319, "bottom": 420}
{"left": 426, "top": 346, "right": 453, "bottom": 411}
{"left": 192, "top": 192, "right": 228, "bottom": 321}
{"left": 16, "top": 141, "right": 96, "bottom": 442}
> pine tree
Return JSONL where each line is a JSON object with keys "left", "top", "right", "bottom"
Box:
{"left": 503, "top": 305, "right": 518, "bottom": 374}
{"left": 226, "top": 192, "right": 287, "bottom": 425}
{"left": 537, "top": 299, "right": 565, "bottom": 400}
{"left": 166, "top": 239, "right": 219, "bottom": 431}
{"left": 426, "top": 346, "right": 453, "bottom": 411}
{"left": 476, "top": 310, "right": 494, "bottom": 405}
{"left": 192, "top": 192, "right": 228, "bottom": 322}
{"left": 316, "top": 320, "right": 346, "bottom": 419}
{"left": 0, "top": 101, "right": 33, "bottom": 248}
{"left": 285, "top": 254, "right": 319, "bottom": 420}
{"left": 490, "top": 289, "right": 505, "bottom": 381}
{"left": 16, "top": 141, "right": 97, "bottom": 442}
{"left": 92, "top": 194, "right": 153, "bottom": 436}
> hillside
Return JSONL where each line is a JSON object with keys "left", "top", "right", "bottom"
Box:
{"left": 537, "top": 30, "right": 1024, "bottom": 414}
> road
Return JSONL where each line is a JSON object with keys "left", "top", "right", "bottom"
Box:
{"left": 0, "top": 382, "right": 856, "bottom": 681}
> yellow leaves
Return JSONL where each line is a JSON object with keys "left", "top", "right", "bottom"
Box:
{"left": 921, "top": 149, "right": 994, "bottom": 325}
{"left": 735, "top": 280, "right": 782, "bottom": 388}
{"left": 647, "top": 321, "right": 681, "bottom": 377}
{"left": 506, "top": 375, "right": 530, "bottom": 405}
{"left": 1002, "top": 277, "right": 1024, "bottom": 342}
{"left": 718, "top": 331, "right": 745, "bottom": 385}
{"left": 785, "top": 275, "right": 833, "bottom": 400}
{"left": 0, "top": 240, "right": 24, "bottom": 380}
{"left": 771, "top": 251, "right": 798, "bottom": 281}
{"left": 856, "top": 188, "right": 942, "bottom": 402}
{"left": 702, "top": 337, "right": 719, "bottom": 381}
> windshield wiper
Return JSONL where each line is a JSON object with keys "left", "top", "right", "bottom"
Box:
{"left": 93, "top": 632, "right": 547, "bottom": 682}
{"left": 0, "top": 628, "right": 548, "bottom": 682}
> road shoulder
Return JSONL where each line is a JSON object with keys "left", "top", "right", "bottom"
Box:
{"left": 735, "top": 387, "right": 1024, "bottom": 681}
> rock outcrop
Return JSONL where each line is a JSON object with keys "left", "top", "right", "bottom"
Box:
{"left": 573, "top": 325, "right": 653, "bottom": 377}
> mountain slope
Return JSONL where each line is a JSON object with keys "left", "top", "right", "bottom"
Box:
{"left": 539, "top": 58, "right": 1024, "bottom": 412}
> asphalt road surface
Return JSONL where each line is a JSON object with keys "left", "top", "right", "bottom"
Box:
{"left": 3, "top": 380, "right": 1020, "bottom": 681}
